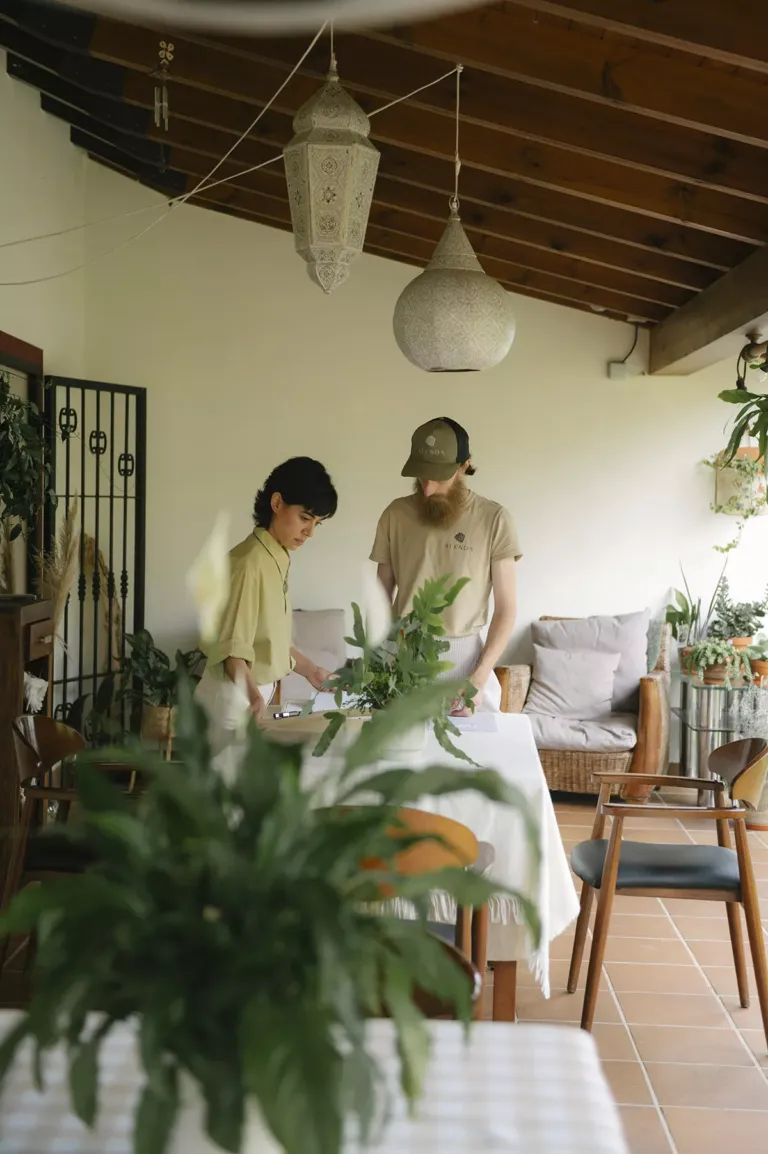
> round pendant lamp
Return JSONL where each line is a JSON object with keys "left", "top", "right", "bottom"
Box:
{"left": 55, "top": 0, "right": 489, "bottom": 34}
{"left": 392, "top": 67, "right": 516, "bottom": 372}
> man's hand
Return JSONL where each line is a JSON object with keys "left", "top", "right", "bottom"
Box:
{"left": 450, "top": 670, "right": 486, "bottom": 716}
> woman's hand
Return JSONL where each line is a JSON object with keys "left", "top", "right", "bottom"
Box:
{"left": 307, "top": 665, "right": 333, "bottom": 692}
{"left": 249, "top": 686, "right": 266, "bottom": 721}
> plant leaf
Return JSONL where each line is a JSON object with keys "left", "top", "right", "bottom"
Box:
{"left": 133, "top": 1070, "right": 179, "bottom": 1154}
{"left": 69, "top": 1037, "right": 100, "bottom": 1126}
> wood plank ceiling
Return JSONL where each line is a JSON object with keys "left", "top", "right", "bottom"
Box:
{"left": 1, "top": 0, "right": 767, "bottom": 365}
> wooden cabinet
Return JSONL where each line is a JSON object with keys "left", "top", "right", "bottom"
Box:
{"left": 0, "top": 596, "right": 53, "bottom": 877}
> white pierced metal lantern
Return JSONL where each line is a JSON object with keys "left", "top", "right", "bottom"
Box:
{"left": 393, "top": 206, "right": 516, "bottom": 372}
{"left": 283, "top": 63, "right": 379, "bottom": 294}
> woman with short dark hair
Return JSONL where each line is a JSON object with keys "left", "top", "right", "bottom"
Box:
{"left": 196, "top": 457, "right": 338, "bottom": 754}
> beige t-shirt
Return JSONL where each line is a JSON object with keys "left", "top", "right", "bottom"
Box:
{"left": 204, "top": 528, "right": 293, "bottom": 685}
{"left": 370, "top": 491, "right": 522, "bottom": 637}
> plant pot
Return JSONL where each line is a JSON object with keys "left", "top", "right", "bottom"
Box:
{"left": 701, "top": 662, "right": 731, "bottom": 685}
{"left": 141, "top": 704, "right": 174, "bottom": 741}
{"left": 170, "top": 1076, "right": 283, "bottom": 1154}
{"left": 379, "top": 719, "right": 429, "bottom": 757}
{"left": 731, "top": 637, "right": 754, "bottom": 650}
{"left": 750, "top": 659, "right": 768, "bottom": 686}
{"left": 679, "top": 646, "right": 693, "bottom": 675}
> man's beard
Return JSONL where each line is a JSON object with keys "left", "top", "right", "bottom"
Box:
{"left": 413, "top": 479, "right": 467, "bottom": 528}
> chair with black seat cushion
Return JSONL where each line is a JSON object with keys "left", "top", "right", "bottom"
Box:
{"left": 0, "top": 717, "right": 90, "bottom": 975}
{"left": 566, "top": 738, "right": 768, "bottom": 1043}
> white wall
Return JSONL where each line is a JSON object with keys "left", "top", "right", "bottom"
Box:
{"left": 81, "top": 160, "right": 767, "bottom": 671}
{"left": 0, "top": 52, "right": 85, "bottom": 374}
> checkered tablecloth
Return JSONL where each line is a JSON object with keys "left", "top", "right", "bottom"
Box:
{"left": 0, "top": 1016, "right": 628, "bottom": 1153}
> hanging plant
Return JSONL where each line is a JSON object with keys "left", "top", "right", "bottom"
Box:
{"left": 0, "top": 371, "right": 55, "bottom": 541}
{"left": 718, "top": 384, "right": 768, "bottom": 473}
{"left": 703, "top": 447, "right": 767, "bottom": 553}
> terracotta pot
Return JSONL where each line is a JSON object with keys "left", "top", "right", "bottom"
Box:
{"left": 731, "top": 637, "right": 754, "bottom": 650}
{"left": 141, "top": 704, "right": 174, "bottom": 741}
{"left": 679, "top": 646, "right": 693, "bottom": 675}
{"left": 750, "top": 659, "right": 768, "bottom": 686}
{"left": 701, "top": 662, "right": 730, "bottom": 685}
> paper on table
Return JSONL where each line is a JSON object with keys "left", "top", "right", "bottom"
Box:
{"left": 449, "top": 714, "right": 498, "bottom": 733}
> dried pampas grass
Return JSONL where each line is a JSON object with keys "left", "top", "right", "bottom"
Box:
{"left": 36, "top": 501, "right": 79, "bottom": 632}
{"left": 83, "top": 532, "right": 123, "bottom": 672}
{"left": 0, "top": 519, "right": 14, "bottom": 594}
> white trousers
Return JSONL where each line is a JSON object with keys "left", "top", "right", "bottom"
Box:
{"left": 194, "top": 668, "right": 275, "bottom": 757}
{"left": 440, "top": 633, "right": 502, "bottom": 713}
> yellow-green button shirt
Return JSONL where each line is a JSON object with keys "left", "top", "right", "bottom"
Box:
{"left": 204, "top": 528, "right": 293, "bottom": 685}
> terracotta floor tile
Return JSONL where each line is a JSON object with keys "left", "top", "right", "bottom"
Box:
{"left": 647, "top": 1061, "right": 768, "bottom": 1108}
{"left": 601, "top": 1061, "right": 654, "bottom": 1106}
{"left": 672, "top": 914, "right": 739, "bottom": 941}
{"left": 721, "top": 994, "right": 768, "bottom": 1031}
{"left": 739, "top": 1029, "right": 768, "bottom": 1065}
{"left": 617, "top": 992, "right": 730, "bottom": 1028}
{"left": 660, "top": 899, "right": 721, "bottom": 917}
{"left": 518, "top": 957, "right": 595, "bottom": 991}
{"left": 549, "top": 931, "right": 579, "bottom": 961}
{"left": 622, "top": 829, "right": 691, "bottom": 844}
{"left": 608, "top": 914, "right": 678, "bottom": 939}
{"left": 664, "top": 1108, "right": 768, "bottom": 1154}
{"left": 687, "top": 939, "right": 743, "bottom": 968}
{"left": 516, "top": 987, "right": 620, "bottom": 1024}
{"left": 605, "top": 962, "right": 711, "bottom": 995}
{"left": 702, "top": 966, "right": 756, "bottom": 997}
{"left": 619, "top": 1106, "right": 673, "bottom": 1154}
{"left": 603, "top": 937, "right": 692, "bottom": 965}
{"left": 612, "top": 895, "right": 667, "bottom": 915}
{"left": 629, "top": 1024, "right": 755, "bottom": 1066}
{"left": 592, "top": 1023, "right": 637, "bottom": 1061}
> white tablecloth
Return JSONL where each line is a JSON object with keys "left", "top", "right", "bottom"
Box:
{"left": 307, "top": 713, "right": 579, "bottom": 997}
{"left": 0, "top": 1016, "right": 628, "bottom": 1154}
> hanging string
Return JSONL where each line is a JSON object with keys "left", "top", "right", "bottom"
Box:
{"left": 450, "top": 63, "right": 463, "bottom": 214}
{"left": 0, "top": 55, "right": 463, "bottom": 285}
{"left": 330, "top": 20, "right": 336, "bottom": 71}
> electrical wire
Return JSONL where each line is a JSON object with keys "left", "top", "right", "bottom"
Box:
{"left": 620, "top": 323, "right": 639, "bottom": 364}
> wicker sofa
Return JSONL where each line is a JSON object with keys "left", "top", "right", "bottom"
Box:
{"left": 494, "top": 618, "right": 672, "bottom": 795}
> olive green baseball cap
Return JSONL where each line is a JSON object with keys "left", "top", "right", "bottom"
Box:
{"left": 401, "top": 417, "right": 471, "bottom": 481}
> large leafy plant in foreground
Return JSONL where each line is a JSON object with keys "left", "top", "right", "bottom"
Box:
{"left": 316, "top": 575, "right": 477, "bottom": 762}
{"left": 0, "top": 674, "right": 540, "bottom": 1154}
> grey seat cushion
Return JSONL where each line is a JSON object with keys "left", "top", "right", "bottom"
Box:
{"left": 527, "top": 712, "right": 638, "bottom": 752}
{"left": 571, "top": 839, "right": 740, "bottom": 894}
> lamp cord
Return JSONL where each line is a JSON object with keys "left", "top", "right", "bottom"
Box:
{"left": 450, "top": 63, "right": 464, "bottom": 214}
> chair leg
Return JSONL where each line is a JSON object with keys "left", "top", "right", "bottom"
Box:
{"left": 726, "top": 901, "right": 750, "bottom": 1008}
{"left": 492, "top": 961, "right": 517, "bottom": 1022}
{"left": 581, "top": 818, "right": 624, "bottom": 1033}
{"left": 471, "top": 906, "right": 489, "bottom": 1020}
{"left": 567, "top": 884, "right": 594, "bottom": 994}
{"left": 456, "top": 906, "right": 472, "bottom": 958}
{"left": 734, "top": 821, "right": 768, "bottom": 1048}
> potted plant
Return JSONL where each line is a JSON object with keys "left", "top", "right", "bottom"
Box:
{"left": 122, "top": 628, "right": 205, "bottom": 744}
{"left": 0, "top": 672, "right": 540, "bottom": 1154}
{"left": 708, "top": 578, "right": 768, "bottom": 649}
{"left": 0, "top": 372, "right": 55, "bottom": 593}
{"left": 748, "top": 637, "right": 768, "bottom": 686}
{"left": 704, "top": 448, "right": 767, "bottom": 554}
{"left": 729, "top": 682, "right": 768, "bottom": 830}
{"left": 315, "top": 575, "right": 475, "bottom": 762}
{"left": 665, "top": 564, "right": 727, "bottom": 672}
{"left": 688, "top": 638, "right": 751, "bottom": 686}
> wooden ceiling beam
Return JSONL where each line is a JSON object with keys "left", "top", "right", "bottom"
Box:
{"left": 649, "top": 246, "right": 768, "bottom": 374}
{"left": 2, "top": 12, "right": 766, "bottom": 245}
{"left": 2, "top": 22, "right": 757, "bottom": 270}
{"left": 366, "top": 4, "right": 768, "bottom": 147}
{"left": 81, "top": 16, "right": 768, "bottom": 205}
{"left": 508, "top": 1, "right": 768, "bottom": 74}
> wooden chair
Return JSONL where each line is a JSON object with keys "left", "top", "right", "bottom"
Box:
{"left": 566, "top": 738, "right": 768, "bottom": 1044}
{"left": 363, "top": 808, "right": 486, "bottom": 1018}
{"left": 1, "top": 717, "right": 91, "bottom": 975}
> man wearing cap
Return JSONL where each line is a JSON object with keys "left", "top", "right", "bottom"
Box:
{"left": 370, "top": 417, "right": 521, "bottom": 713}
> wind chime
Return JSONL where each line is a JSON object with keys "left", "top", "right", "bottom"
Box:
{"left": 150, "top": 40, "right": 174, "bottom": 131}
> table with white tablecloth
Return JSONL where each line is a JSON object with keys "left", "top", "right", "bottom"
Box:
{"left": 278, "top": 710, "right": 579, "bottom": 1000}
{"left": 0, "top": 1015, "right": 628, "bottom": 1154}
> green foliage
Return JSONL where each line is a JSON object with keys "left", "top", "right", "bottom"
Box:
{"left": 0, "top": 372, "right": 55, "bottom": 540}
{"left": 718, "top": 387, "right": 768, "bottom": 475}
{"left": 123, "top": 628, "right": 204, "bottom": 708}
{"left": 748, "top": 636, "right": 768, "bottom": 662}
{"left": 703, "top": 452, "right": 767, "bottom": 553}
{"left": 316, "top": 576, "right": 476, "bottom": 764}
{"left": 0, "top": 670, "right": 540, "bottom": 1154}
{"left": 708, "top": 578, "right": 768, "bottom": 640}
{"left": 665, "top": 564, "right": 727, "bottom": 645}
{"left": 687, "top": 638, "right": 751, "bottom": 684}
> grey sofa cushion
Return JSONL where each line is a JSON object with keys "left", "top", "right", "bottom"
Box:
{"left": 524, "top": 645, "right": 620, "bottom": 721}
{"left": 526, "top": 712, "right": 638, "bottom": 753}
{"left": 531, "top": 610, "right": 651, "bottom": 713}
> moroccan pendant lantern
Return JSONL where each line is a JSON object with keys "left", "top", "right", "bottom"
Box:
{"left": 283, "top": 58, "right": 379, "bottom": 294}
{"left": 392, "top": 67, "right": 516, "bottom": 372}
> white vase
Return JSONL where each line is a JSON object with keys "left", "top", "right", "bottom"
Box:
{"left": 381, "top": 720, "right": 429, "bottom": 757}
{"left": 169, "top": 1077, "right": 283, "bottom": 1154}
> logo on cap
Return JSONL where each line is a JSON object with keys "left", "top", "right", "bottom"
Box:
{"left": 426, "top": 435, "right": 436, "bottom": 447}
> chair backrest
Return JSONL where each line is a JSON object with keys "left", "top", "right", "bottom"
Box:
{"left": 709, "top": 737, "right": 768, "bottom": 810}
{"left": 384, "top": 808, "right": 479, "bottom": 876}
{"left": 12, "top": 715, "right": 85, "bottom": 785}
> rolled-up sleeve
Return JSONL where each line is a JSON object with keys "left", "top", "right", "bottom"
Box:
{"left": 492, "top": 508, "right": 522, "bottom": 564}
{"left": 205, "top": 563, "right": 258, "bottom": 669}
